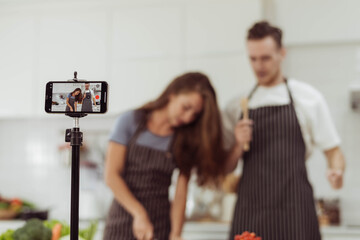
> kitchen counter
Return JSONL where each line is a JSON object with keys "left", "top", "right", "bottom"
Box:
{"left": 2, "top": 220, "right": 360, "bottom": 240}
{"left": 87, "top": 221, "right": 360, "bottom": 240}
{"left": 182, "top": 222, "right": 360, "bottom": 240}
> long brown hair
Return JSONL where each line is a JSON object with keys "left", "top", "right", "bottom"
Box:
{"left": 138, "top": 72, "right": 226, "bottom": 186}
{"left": 70, "top": 88, "right": 82, "bottom": 103}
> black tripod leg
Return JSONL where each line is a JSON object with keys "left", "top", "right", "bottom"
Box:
{"left": 70, "top": 127, "right": 82, "bottom": 240}
{"left": 71, "top": 145, "right": 80, "bottom": 240}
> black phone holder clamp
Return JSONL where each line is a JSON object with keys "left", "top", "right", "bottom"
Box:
{"left": 65, "top": 71, "right": 86, "bottom": 240}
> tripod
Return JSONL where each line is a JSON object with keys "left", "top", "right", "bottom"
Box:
{"left": 65, "top": 72, "right": 87, "bottom": 240}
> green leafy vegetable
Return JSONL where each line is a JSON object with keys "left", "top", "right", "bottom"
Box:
{"left": 79, "top": 221, "right": 97, "bottom": 240}
{"left": 0, "top": 219, "right": 97, "bottom": 240}
{"left": 43, "top": 220, "right": 70, "bottom": 237}
{"left": 0, "top": 229, "right": 14, "bottom": 240}
{"left": 12, "top": 219, "right": 51, "bottom": 240}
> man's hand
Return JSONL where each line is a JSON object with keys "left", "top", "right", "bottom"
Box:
{"left": 327, "top": 169, "right": 343, "bottom": 189}
{"left": 324, "top": 146, "right": 345, "bottom": 190}
{"left": 234, "top": 119, "right": 253, "bottom": 149}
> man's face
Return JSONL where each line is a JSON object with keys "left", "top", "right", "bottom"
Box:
{"left": 247, "top": 36, "right": 285, "bottom": 86}
{"left": 85, "top": 84, "right": 90, "bottom": 90}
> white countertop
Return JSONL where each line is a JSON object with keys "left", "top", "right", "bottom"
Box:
{"left": 1, "top": 220, "right": 360, "bottom": 240}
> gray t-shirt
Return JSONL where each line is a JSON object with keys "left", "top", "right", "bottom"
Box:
{"left": 109, "top": 110, "right": 173, "bottom": 151}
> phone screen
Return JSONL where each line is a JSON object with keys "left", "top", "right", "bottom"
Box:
{"left": 45, "top": 81, "right": 107, "bottom": 113}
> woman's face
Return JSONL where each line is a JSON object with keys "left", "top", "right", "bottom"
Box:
{"left": 74, "top": 90, "right": 80, "bottom": 96}
{"left": 167, "top": 92, "right": 204, "bottom": 127}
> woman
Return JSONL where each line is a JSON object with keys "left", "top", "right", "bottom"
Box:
{"left": 103, "top": 72, "right": 226, "bottom": 240}
{"left": 65, "top": 88, "right": 82, "bottom": 112}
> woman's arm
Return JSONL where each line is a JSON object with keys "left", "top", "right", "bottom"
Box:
{"left": 66, "top": 97, "right": 69, "bottom": 106}
{"left": 169, "top": 172, "right": 189, "bottom": 240}
{"left": 105, "top": 142, "right": 154, "bottom": 240}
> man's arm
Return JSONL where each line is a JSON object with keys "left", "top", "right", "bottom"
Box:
{"left": 224, "top": 141, "right": 243, "bottom": 174}
{"left": 324, "top": 146, "right": 345, "bottom": 189}
{"left": 224, "top": 119, "right": 253, "bottom": 173}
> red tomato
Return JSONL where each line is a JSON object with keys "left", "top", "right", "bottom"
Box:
{"left": 235, "top": 231, "right": 261, "bottom": 240}
{"left": 11, "top": 198, "right": 22, "bottom": 205}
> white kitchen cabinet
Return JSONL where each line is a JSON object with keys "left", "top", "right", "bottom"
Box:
{"left": 112, "top": 6, "right": 183, "bottom": 60}
{"left": 0, "top": 0, "right": 263, "bottom": 118}
{"left": 0, "top": 13, "right": 35, "bottom": 118}
{"left": 275, "top": 0, "right": 360, "bottom": 45}
{"left": 109, "top": 59, "right": 183, "bottom": 115}
{"left": 186, "top": 0, "right": 261, "bottom": 56}
{"left": 0, "top": 6, "right": 109, "bottom": 118}
{"left": 186, "top": 54, "right": 256, "bottom": 108}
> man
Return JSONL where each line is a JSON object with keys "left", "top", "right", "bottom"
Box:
{"left": 82, "top": 83, "right": 96, "bottom": 112}
{"left": 223, "top": 21, "right": 345, "bottom": 240}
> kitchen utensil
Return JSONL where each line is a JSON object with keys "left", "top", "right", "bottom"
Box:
{"left": 241, "top": 98, "right": 250, "bottom": 151}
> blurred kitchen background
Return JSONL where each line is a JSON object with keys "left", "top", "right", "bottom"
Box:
{"left": 1, "top": 0, "right": 360, "bottom": 239}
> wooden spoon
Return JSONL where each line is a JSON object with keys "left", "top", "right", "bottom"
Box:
{"left": 241, "top": 98, "right": 250, "bottom": 151}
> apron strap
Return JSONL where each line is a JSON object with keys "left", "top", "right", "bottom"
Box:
{"left": 247, "top": 84, "right": 258, "bottom": 101}
{"left": 284, "top": 78, "right": 294, "bottom": 105}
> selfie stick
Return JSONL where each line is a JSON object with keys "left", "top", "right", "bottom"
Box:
{"left": 65, "top": 71, "right": 87, "bottom": 240}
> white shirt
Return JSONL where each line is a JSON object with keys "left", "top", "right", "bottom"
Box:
{"left": 222, "top": 78, "right": 341, "bottom": 159}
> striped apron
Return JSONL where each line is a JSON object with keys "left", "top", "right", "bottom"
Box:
{"left": 65, "top": 95, "right": 75, "bottom": 112}
{"left": 229, "top": 80, "right": 321, "bottom": 240}
{"left": 82, "top": 90, "right": 93, "bottom": 112}
{"left": 103, "top": 118, "right": 176, "bottom": 240}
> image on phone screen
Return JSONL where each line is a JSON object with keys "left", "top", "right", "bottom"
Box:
{"left": 45, "top": 81, "right": 107, "bottom": 113}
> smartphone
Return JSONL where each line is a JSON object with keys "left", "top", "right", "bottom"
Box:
{"left": 45, "top": 81, "right": 108, "bottom": 114}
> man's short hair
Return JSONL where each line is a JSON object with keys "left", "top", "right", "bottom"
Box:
{"left": 247, "top": 21, "right": 283, "bottom": 48}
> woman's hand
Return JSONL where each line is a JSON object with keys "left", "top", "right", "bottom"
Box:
{"left": 327, "top": 169, "right": 343, "bottom": 189}
{"left": 70, "top": 106, "right": 73, "bottom": 112}
{"left": 234, "top": 119, "right": 253, "bottom": 149}
{"left": 132, "top": 211, "right": 154, "bottom": 240}
{"left": 169, "top": 233, "right": 183, "bottom": 240}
